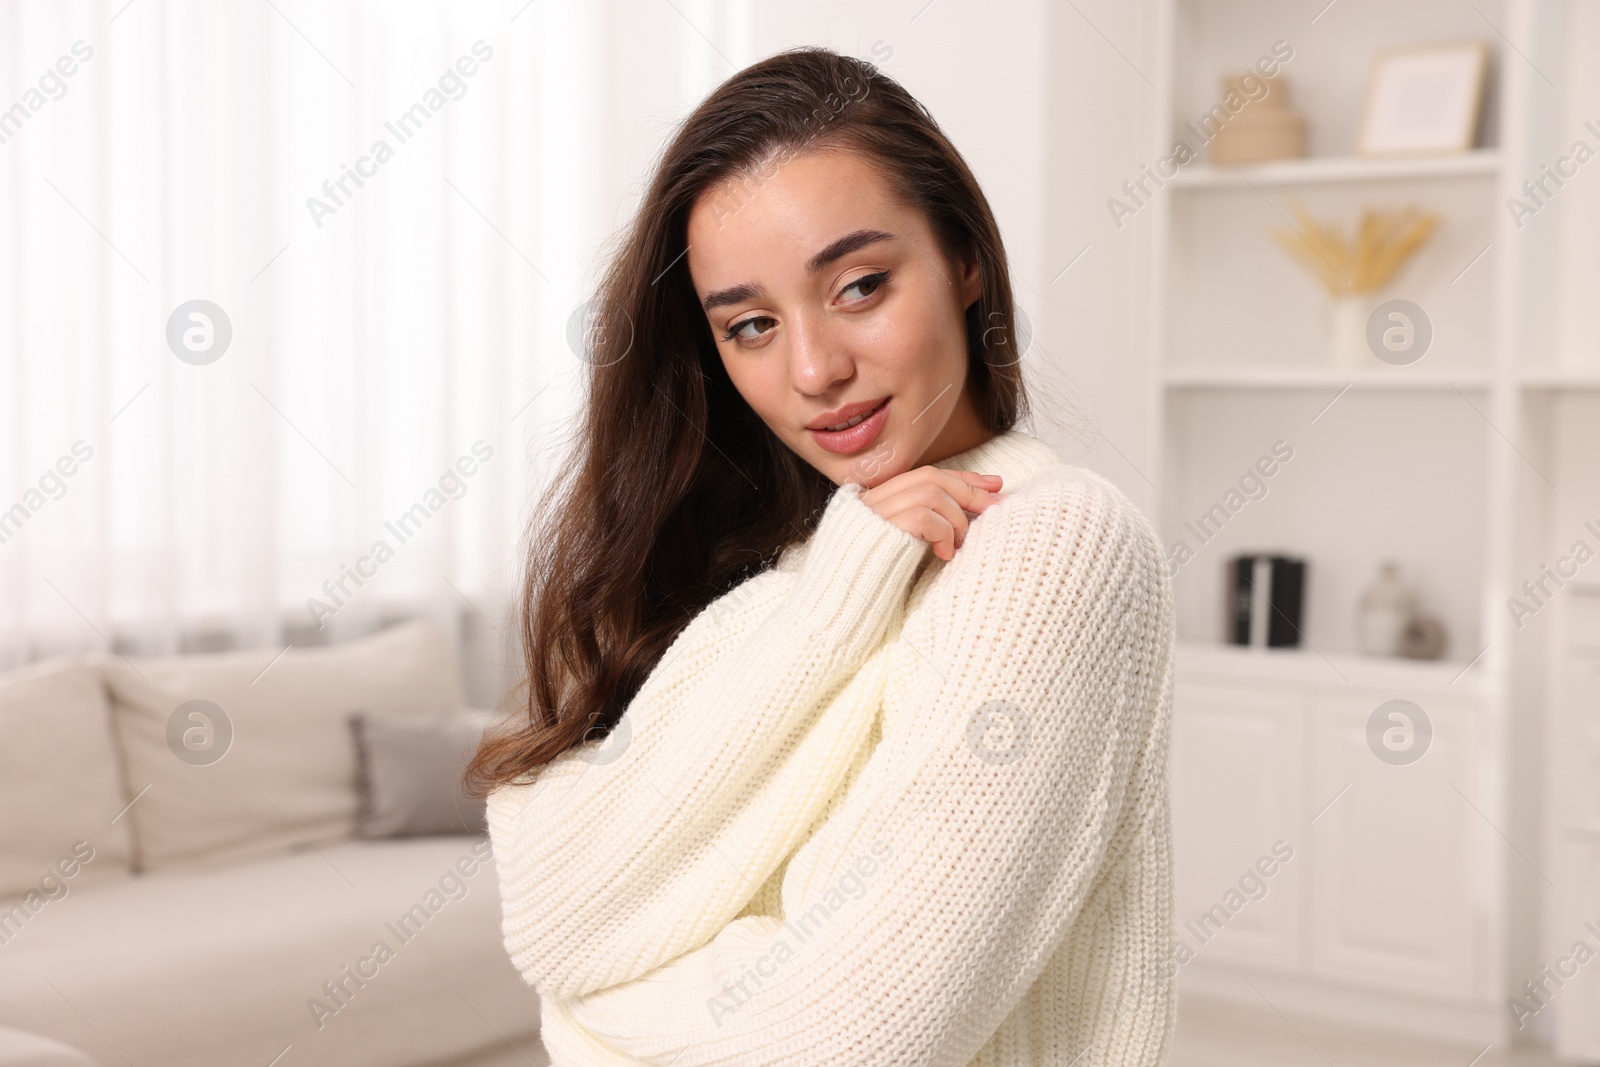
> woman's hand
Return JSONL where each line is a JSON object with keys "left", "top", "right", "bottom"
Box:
{"left": 858, "top": 467, "right": 1004, "bottom": 562}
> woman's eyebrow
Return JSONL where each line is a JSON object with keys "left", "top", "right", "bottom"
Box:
{"left": 700, "top": 228, "right": 896, "bottom": 312}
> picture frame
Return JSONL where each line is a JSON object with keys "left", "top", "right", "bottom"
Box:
{"left": 1357, "top": 41, "right": 1489, "bottom": 156}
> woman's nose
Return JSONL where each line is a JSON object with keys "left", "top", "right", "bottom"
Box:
{"left": 787, "top": 309, "right": 854, "bottom": 395}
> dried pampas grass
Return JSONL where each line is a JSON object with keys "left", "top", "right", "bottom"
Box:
{"left": 1269, "top": 201, "right": 1438, "bottom": 297}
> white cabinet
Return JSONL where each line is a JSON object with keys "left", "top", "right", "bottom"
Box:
{"left": 1169, "top": 644, "right": 1503, "bottom": 1042}
{"left": 1551, "top": 604, "right": 1600, "bottom": 837}
{"left": 1169, "top": 681, "right": 1306, "bottom": 972}
{"left": 1550, "top": 837, "right": 1600, "bottom": 1062}
{"left": 1549, "top": 589, "right": 1600, "bottom": 1061}
{"left": 1308, "top": 693, "right": 1486, "bottom": 1000}
{"left": 1139, "top": 0, "right": 1600, "bottom": 1049}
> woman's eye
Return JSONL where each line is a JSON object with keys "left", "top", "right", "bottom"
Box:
{"left": 722, "top": 315, "right": 775, "bottom": 343}
{"left": 840, "top": 270, "right": 890, "bottom": 304}
{"left": 719, "top": 274, "right": 887, "bottom": 344}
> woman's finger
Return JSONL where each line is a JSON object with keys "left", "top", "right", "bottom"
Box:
{"left": 864, "top": 466, "right": 1001, "bottom": 516}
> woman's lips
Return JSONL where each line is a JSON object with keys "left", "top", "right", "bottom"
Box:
{"left": 808, "top": 397, "right": 890, "bottom": 454}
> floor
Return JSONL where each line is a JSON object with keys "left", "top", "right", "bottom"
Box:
{"left": 1170, "top": 995, "right": 1571, "bottom": 1067}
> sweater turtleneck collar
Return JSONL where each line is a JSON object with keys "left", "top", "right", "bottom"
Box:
{"left": 930, "top": 427, "right": 1061, "bottom": 492}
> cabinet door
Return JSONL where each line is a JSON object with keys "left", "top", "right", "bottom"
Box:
{"left": 1309, "top": 692, "right": 1487, "bottom": 999}
{"left": 1551, "top": 836, "right": 1600, "bottom": 1062}
{"left": 1169, "top": 678, "right": 1307, "bottom": 973}
{"left": 1552, "top": 646, "right": 1600, "bottom": 836}
{"left": 1552, "top": 596, "right": 1600, "bottom": 1058}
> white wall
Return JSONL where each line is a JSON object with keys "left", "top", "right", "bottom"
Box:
{"left": 1039, "top": 0, "right": 1161, "bottom": 512}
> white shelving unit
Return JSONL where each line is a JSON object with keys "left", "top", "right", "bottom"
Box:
{"left": 1145, "top": 0, "right": 1600, "bottom": 1053}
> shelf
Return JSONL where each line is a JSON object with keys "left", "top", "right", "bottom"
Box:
{"left": 1166, "top": 151, "right": 1501, "bottom": 190}
{"left": 1519, "top": 369, "right": 1600, "bottom": 390}
{"left": 1175, "top": 640, "right": 1492, "bottom": 698}
{"left": 1163, "top": 366, "right": 1491, "bottom": 390}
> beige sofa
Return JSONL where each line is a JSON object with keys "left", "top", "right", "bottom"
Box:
{"left": 0, "top": 619, "right": 547, "bottom": 1067}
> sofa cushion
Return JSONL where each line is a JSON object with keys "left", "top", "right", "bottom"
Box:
{"left": 100, "top": 619, "right": 467, "bottom": 873}
{"left": 0, "top": 837, "right": 544, "bottom": 1067}
{"left": 351, "top": 710, "right": 492, "bottom": 838}
{"left": 0, "top": 657, "right": 134, "bottom": 900}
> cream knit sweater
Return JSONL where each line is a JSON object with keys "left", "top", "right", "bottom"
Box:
{"left": 486, "top": 429, "right": 1178, "bottom": 1066}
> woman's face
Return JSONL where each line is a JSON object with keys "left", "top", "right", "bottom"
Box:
{"left": 685, "top": 146, "right": 987, "bottom": 488}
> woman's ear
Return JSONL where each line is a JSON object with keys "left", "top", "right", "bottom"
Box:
{"left": 958, "top": 248, "right": 982, "bottom": 309}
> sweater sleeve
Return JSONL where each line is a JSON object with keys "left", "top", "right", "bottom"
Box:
{"left": 485, "top": 480, "right": 929, "bottom": 1001}
{"left": 548, "top": 470, "right": 1178, "bottom": 1067}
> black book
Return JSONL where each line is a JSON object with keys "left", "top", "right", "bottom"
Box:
{"left": 1229, "top": 554, "right": 1307, "bottom": 648}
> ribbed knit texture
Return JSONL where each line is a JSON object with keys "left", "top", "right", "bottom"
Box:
{"left": 486, "top": 429, "right": 1178, "bottom": 1066}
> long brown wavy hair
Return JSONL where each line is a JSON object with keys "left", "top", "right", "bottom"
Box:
{"left": 464, "top": 46, "right": 1030, "bottom": 795}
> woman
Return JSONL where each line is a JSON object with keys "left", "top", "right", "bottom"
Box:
{"left": 465, "top": 46, "right": 1177, "bottom": 1067}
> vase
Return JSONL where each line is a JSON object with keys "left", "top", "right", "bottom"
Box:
{"left": 1325, "top": 293, "right": 1377, "bottom": 369}
{"left": 1357, "top": 560, "right": 1415, "bottom": 656}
